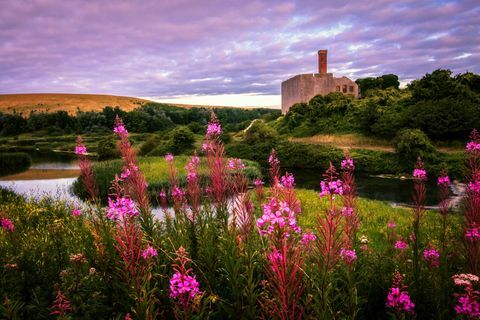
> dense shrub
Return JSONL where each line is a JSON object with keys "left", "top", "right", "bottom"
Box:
{"left": 97, "top": 135, "right": 120, "bottom": 160}
{"left": 0, "top": 152, "right": 31, "bottom": 176}
{"left": 170, "top": 126, "right": 195, "bottom": 154}
{"left": 138, "top": 135, "right": 163, "bottom": 156}
{"left": 243, "top": 120, "right": 277, "bottom": 144}
{"left": 394, "top": 129, "right": 437, "bottom": 166}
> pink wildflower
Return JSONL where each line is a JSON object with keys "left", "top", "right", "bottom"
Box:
{"left": 142, "top": 246, "right": 158, "bottom": 260}
{"left": 71, "top": 208, "right": 82, "bottom": 216}
{"left": 206, "top": 120, "right": 222, "bottom": 138}
{"left": 341, "top": 207, "right": 354, "bottom": 217}
{"left": 74, "top": 144, "right": 87, "bottom": 155}
{"left": 423, "top": 248, "right": 440, "bottom": 268}
{"left": 466, "top": 141, "right": 480, "bottom": 153}
{"left": 165, "top": 153, "right": 174, "bottom": 162}
{"left": 107, "top": 197, "right": 139, "bottom": 220}
{"left": 301, "top": 232, "right": 317, "bottom": 247}
{"left": 466, "top": 225, "right": 480, "bottom": 241}
{"left": 394, "top": 240, "right": 408, "bottom": 250}
{"left": 437, "top": 175, "right": 451, "bottom": 187}
{"left": 340, "top": 248, "right": 357, "bottom": 265}
{"left": 386, "top": 287, "right": 415, "bottom": 315}
{"left": 319, "top": 179, "right": 344, "bottom": 197}
{"left": 413, "top": 168, "right": 427, "bottom": 181}
{"left": 280, "top": 172, "right": 295, "bottom": 188}
{"left": 388, "top": 219, "right": 396, "bottom": 229}
{"left": 113, "top": 123, "right": 128, "bottom": 136}
{"left": 120, "top": 168, "right": 131, "bottom": 180}
{"left": 468, "top": 181, "right": 480, "bottom": 194}
{"left": 254, "top": 178, "right": 264, "bottom": 186}
{"left": 171, "top": 186, "right": 185, "bottom": 202}
{"left": 341, "top": 158, "right": 355, "bottom": 171}
{"left": 0, "top": 218, "right": 14, "bottom": 232}
{"left": 257, "top": 198, "right": 301, "bottom": 237}
{"left": 227, "top": 158, "right": 245, "bottom": 170}
{"left": 169, "top": 272, "right": 201, "bottom": 302}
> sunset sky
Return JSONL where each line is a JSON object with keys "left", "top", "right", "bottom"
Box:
{"left": 1, "top": 0, "right": 479, "bottom": 107}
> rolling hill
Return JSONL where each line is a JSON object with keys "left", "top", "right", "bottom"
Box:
{"left": 0, "top": 93, "right": 152, "bottom": 114}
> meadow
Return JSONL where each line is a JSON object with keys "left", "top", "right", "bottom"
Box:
{"left": 1, "top": 113, "right": 479, "bottom": 319}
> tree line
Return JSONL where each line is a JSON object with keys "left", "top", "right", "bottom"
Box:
{"left": 0, "top": 103, "right": 280, "bottom": 136}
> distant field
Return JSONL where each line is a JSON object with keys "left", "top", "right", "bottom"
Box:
{"left": 0, "top": 93, "right": 275, "bottom": 115}
{"left": 0, "top": 93, "right": 153, "bottom": 114}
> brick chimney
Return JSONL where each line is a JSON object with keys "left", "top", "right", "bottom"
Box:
{"left": 318, "top": 49, "right": 327, "bottom": 75}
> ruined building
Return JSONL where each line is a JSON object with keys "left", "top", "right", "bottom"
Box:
{"left": 281, "top": 50, "right": 359, "bottom": 114}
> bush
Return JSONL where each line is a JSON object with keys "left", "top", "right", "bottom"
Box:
{"left": 0, "top": 152, "right": 31, "bottom": 176}
{"left": 394, "top": 129, "right": 437, "bottom": 166}
{"left": 97, "top": 136, "right": 120, "bottom": 160}
{"left": 139, "top": 135, "right": 163, "bottom": 156}
{"left": 170, "top": 126, "right": 195, "bottom": 154}
{"left": 243, "top": 120, "right": 277, "bottom": 144}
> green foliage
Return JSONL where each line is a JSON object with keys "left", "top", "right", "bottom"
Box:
{"left": 356, "top": 74, "right": 400, "bottom": 96}
{"left": 277, "top": 69, "right": 480, "bottom": 142}
{"left": 243, "top": 120, "right": 278, "bottom": 144}
{"left": 138, "top": 135, "right": 163, "bottom": 156}
{"left": 0, "top": 152, "right": 31, "bottom": 176}
{"left": 170, "top": 126, "right": 195, "bottom": 154}
{"left": 0, "top": 104, "right": 279, "bottom": 137}
{"left": 96, "top": 135, "right": 120, "bottom": 160}
{"left": 394, "top": 129, "right": 437, "bottom": 166}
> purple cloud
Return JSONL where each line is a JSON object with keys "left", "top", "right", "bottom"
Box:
{"left": 0, "top": 0, "right": 479, "bottom": 103}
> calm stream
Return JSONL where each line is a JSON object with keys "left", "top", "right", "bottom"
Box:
{"left": 0, "top": 152, "right": 454, "bottom": 208}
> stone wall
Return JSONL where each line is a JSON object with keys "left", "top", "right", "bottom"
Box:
{"left": 281, "top": 73, "right": 359, "bottom": 114}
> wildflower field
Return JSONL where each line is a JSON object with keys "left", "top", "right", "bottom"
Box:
{"left": 1, "top": 113, "right": 480, "bottom": 319}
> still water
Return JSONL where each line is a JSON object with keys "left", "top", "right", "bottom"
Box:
{"left": 0, "top": 152, "right": 446, "bottom": 207}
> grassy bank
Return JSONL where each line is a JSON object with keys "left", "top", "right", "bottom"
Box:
{"left": 72, "top": 155, "right": 262, "bottom": 204}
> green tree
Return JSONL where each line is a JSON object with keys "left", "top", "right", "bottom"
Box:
{"left": 394, "top": 129, "right": 436, "bottom": 166}
{"left": 243, "top": 120, "right": 277, "bottom": 144}
{"left": 170, "top": 126, "right": 195, "bottom": 154}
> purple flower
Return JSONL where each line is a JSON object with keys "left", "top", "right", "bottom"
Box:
{"left": 227, "top": 158, "right": 245, "bottom": 170}
{"left": 437, "top": 175, "right": 451, "bottom": 187}
{"left": 254, "top": 178, "right": 264, "bottom": 187}
{"left": 341, "top": 158, "right": 355, "bottom": 171}
{"left": 1, "top": 218, "right": 15, "bottom": 232}
{"left": 386, "top": 287, "right": 415, "bottom": 315}
{"left": 423, "top": 248, "right": 440, "bottom": 268}
{"left": 113, "top": 124, "right": 128, "bottom": 136}
{"left": 72, "top": 208, "right": 82, "bottom": 216}
{"left": 74, "top": 145, "right": 87, "bottom": 155}
{"left": 169, "top": 272, "right": 201, "bottom": 301}
{"left": 107, "top": 197, "right": 139, "bottom": 220}
{"left": 388, "top": 220, "right": 396, "bottom": 229}
{"left": 268, "top": 153, "right": 280, "bottom": 167}
{"left": 468, "top": 181, "right": 480, "bottom": 194}
{"left": 341, "top": 207, "right": 354, "bottom": 217}
{"left": 340, "top": 248, "right": 357, "bottom": 265}
{"left": 165, "top": 153, "right": 174, "bottom": 162}
{"left": 120, "top": 168, "right": 131, "bottom": 180}
{"left": 466, "top": 225, "right": 480, "bottom": 241}
{"left": 413, "top": 168, "right": 427, "bottom": 181}
{"left": 319, "top": 179, "right": 344, "bottom": 197}
{"left": 257, "top": 198, "right": 301, "bottom": 237}
{"left": 280, "top": 172, "right": 295, "bottom": 188}
{"left": 206, "top": 121, "right": 222, "bottom": 138}
{"left": 171, "top": 186, "right": 185, "bottom": 202}
{"left": 142, "top": 246, "right": 158, "bottom": 260}
{"left": 394, "top": 240, "right": 408, "bottom": 250}
{"left": 466, "top": 141, "right": 480, "bottom": 153}
{"left": 301, "top": 232, "right": 317, "bottom": 247}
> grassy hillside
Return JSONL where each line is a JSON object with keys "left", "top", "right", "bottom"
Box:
{"left": 0, "top": 93, "right": 152, "bottom": 114}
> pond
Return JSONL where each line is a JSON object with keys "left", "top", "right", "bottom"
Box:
{"left": 0, "top": 152, "right": 455, "bottom": 208}
{"left": 286, "top": 168, "right": 448, "bottom": 207}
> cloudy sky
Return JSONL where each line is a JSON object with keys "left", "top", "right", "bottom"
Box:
{"left": 1, "top": 0, "right": 479, "bottom": 107}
